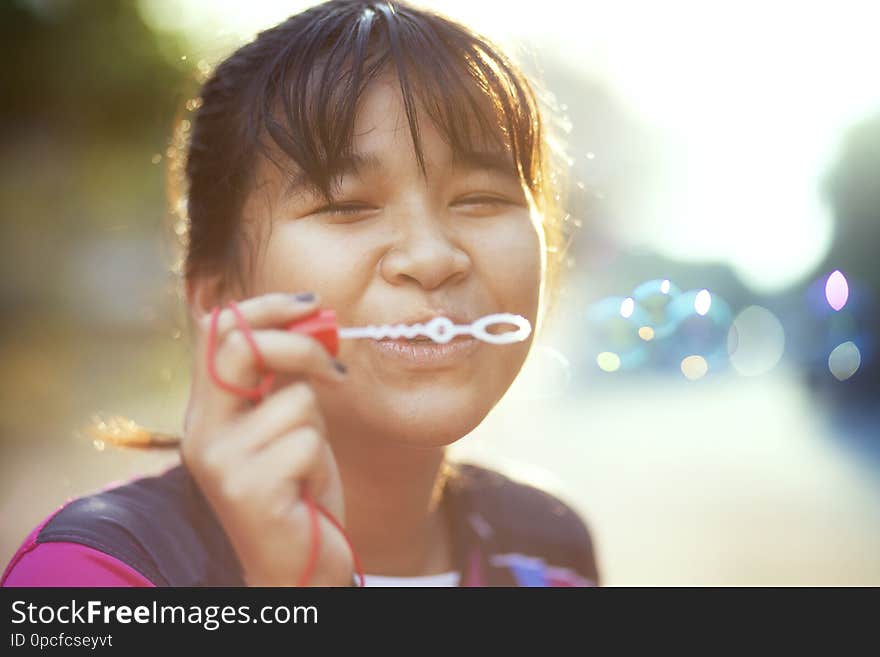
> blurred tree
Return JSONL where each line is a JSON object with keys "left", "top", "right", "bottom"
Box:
{"left": 0, "top": 0, "right": 196, "bottom": 322}
{"left": 1, "top": 0, "right": 187, "bottom": 138}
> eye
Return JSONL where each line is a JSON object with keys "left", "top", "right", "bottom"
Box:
{"left": 453, "top": 195, "right": 511, "bottom": 207}
{"left": 311, "top": 202, "right": 378, "bottom": 222}
{"left": 315, "top": 203, "right": 374, "bottom": 215}
{"left": 451, "top": 194, "right": 521, "bottom": 216}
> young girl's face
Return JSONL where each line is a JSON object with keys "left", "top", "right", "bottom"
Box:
{"left": 240, "top": 74, "right": 544, "bottom": 447}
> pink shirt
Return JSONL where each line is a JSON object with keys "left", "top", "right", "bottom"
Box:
{"left": 2, "top": 505, "right": 155, "bottom": 587}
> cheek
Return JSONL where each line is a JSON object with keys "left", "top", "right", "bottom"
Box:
{"left": 251, "top": 222, "right": 375, "bottom": 299}
{"left": 477, "top": 216, "right": 543, "bottom": 319}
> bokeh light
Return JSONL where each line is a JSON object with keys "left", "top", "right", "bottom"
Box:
{"left": 596, "top": 351, "right": 621, "bottom": 373}
{"left": 728, "top": 306, "right": 786, "bottom": 376}
{"left": 825, "top": 270, "right": 849, "bottom": 311}
{"left": 828, "top": 341, "right": 861, "bottom": 381}
{"left": 680, "top": 355, "right": 709, "bottom": 380}
{"left": 694, "top": 289, "right": 712, "bottom": 316}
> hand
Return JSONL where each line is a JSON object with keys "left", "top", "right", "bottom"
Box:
{"left": 181, "top": 292, "right": 353, "bottom": 586}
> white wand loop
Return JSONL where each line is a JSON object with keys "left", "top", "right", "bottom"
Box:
{"left": 338, "top": 313, "right": 532, "bottom": 345}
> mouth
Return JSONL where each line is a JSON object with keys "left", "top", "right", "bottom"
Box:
{"left": 369, "top": 334, "right": 479, "bottom": 368}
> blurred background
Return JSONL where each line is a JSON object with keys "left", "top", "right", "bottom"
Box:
{"left": 1, "top": 0, "right": 878, "bottom": 585}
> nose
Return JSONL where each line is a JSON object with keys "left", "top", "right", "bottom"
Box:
{"left": 380, "top": 205, "right": 471, "bottom": 290}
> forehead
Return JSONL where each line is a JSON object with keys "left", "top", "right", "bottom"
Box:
{"left": 352, "top": 76, "right": 514, "bottom": 168}
{"left": 263, "top": 74, "right": 518, "bottom": 200}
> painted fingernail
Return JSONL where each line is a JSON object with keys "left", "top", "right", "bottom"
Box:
{"left": 291, "top": 292, "right": 316, "bottom": 302}
{"left": 332, "top": 359, "right": 348, "bottom": 375}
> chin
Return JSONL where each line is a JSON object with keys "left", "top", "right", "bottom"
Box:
{"left": 358, "top": 385, "right": 494, "bottom": 447}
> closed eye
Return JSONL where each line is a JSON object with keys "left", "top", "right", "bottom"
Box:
{"left": 452, "top": 195, "right": 515, "bottom": 207}
{"left": 314, "top": 203, "right": 376, "bottom": 215}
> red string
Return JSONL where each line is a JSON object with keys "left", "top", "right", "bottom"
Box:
{"left": 206, "top": 300, "right": 365, "bottom": 587}
{"left": 206, "top": 304, "right": 275, "bottom": 400}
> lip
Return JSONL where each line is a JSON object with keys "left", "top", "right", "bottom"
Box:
{"left": 369, "top": 335, "right": 480, "bottom": 369}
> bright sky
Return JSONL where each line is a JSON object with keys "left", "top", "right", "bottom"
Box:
{"left": 138, "top": 0, "right": 880, "bottom": 293}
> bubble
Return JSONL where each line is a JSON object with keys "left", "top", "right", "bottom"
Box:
{"left": 828, "top": 341, "right": 861, "bottom": 381}
{"left": 632, "top": 278, "right": 681, "bottom": 339}
{"left": 151, "top": 153, "right": 162, "bottom": 164}
{"left": 680, "top": 355, "right": 708, "bottom": 380}
{"left": 728, "top": 305, "right": 785, "bottom": 376}
{"left": 584, "top": 296, "right": 651, "bottom": 370}
{"left": 596, "top": 351, "right": 621, "bottom": 372}
{"left": 664, "top": 289, "right": 733, "bottom": 369}
{"left": 825, "top": 270, "right": 849, "bottom": 311}
{"left": 509, "top": 345, "right": 573, "bottom": 400}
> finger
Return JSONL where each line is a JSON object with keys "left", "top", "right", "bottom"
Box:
{"left": 206, "top": 330, "right": 345, "bottom": 420}
{"left": 199, "top": 291, "right": 320, "bottom": 342}
{"left": 237, "top": 427, "right": 332, "bottom": 515}
{"left": 188, "top": 291, "right": 322, "bottom": 410}
{"left": 193, "top": 380, "right": 326, "bottom": 471}
{"left": 234, "top": 382, "right": 327, "bottom": 454}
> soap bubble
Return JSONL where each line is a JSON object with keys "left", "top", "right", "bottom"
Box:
{"left": 632, "top": 278, "right": 681, "bottom": 340}
{"left": 509, "top": 345, "right": 573, "bottom": 400}
{"left": 728, "top": 305, "right": 786, "bottom": 376}
{"left": 663, "top": 289, "right": 733, "bottom": 370}
{"left": 584, "top": 296, "right": 651, "bottom": 371}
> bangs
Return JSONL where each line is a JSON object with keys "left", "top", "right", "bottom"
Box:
{"left": 247, "top": 1, "right": 543, "bottom": 200}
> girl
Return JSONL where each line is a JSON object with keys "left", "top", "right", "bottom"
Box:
{"left": 2, "top": 0, "right": 599, "bottom": 587}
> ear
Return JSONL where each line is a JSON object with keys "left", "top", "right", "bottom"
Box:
{"left": 185, "top": 273, "right": 230, "bottom": 326}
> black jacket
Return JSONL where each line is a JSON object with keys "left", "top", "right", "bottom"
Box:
{"left": 30, "top": 461, "right": 600, "bottom": 587}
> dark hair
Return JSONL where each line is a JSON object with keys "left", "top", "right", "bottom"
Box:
{"left": 175, "top": 0, "right": 569, "bottom": 312}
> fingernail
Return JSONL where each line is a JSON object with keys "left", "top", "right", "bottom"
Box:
{"left": 332, "top": 359, "right": 348, "bottom": 375}
{"left": 291, "top": 292, "right": 316, "bottom": 303}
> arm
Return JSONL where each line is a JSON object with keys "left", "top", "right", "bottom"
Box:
{"left": 2, "top": 542, "right": 156, "bottom": 587}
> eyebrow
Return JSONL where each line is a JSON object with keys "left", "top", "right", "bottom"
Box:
{"left": 451, "top": 149, "right": 518, "bottom": 179}
{"left": 282, "top": 153, "right": 384, "bottom": 200}
{"left": 282, "top": 148, "right": 518, "bottom": 199}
